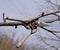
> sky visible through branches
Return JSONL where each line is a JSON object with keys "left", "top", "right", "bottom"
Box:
{"left": 0, "top": 0, "right": 60, "bottom": 50}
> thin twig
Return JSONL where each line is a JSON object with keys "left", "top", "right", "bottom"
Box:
{"left": 5, "top": 11, "right": 60, "bottom": 24}
{"left": 40, "top": 26, "right": 60, "bottom": 39}
{"left": 3, "top": 13, "right": 6, "bottom": 22}
{"left": 44, "top": 19, "right": 60, "bottom": 23}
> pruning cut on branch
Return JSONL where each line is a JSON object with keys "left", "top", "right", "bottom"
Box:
{"left": 0, "top": 10, "right": 60, "bottom": 48}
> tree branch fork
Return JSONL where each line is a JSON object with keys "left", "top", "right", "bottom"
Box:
{"left": 0, "top": 10, "right": 60, "bottom": 48}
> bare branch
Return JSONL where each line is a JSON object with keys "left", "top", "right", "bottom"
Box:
{"left": 5, "top": 17, "right": 28, "bottom": 24}
{"left": 36, "top": 10, "right": 60, "bottom": 19}
{"left": 0, "top": 22, "right": 23, "bottom": 26}
{"left": 16, "top": 30, "right": 33, "bottom": 48}
{"left": 44, "top": 13, "right": 60, "bottom": 23}
{"left": 44, "top": 19, "right": 60, "bottom": 23}
{"left": 5, "top": 11, "right": 60, "bottom": 22}
{"left": 40, "top": 26, "right": 60, "bottom": 39}
{"left": 38, "top": 22, "right": 50, "bottom": 26}
{"left": 3, "top": 11, "right": 60, "bottom": 25}
{"left": 0, "top": 11, "right": 60, "bottom": 48}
